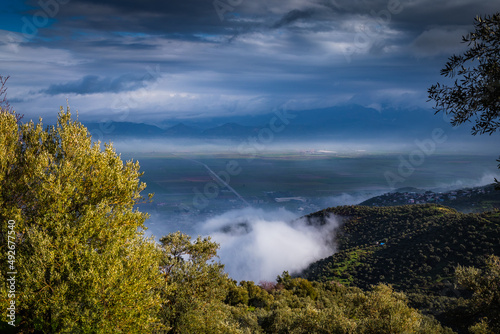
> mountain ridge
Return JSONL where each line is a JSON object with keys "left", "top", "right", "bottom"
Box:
{"left": 81, "top": 104, "right": 475, "bottom": 141}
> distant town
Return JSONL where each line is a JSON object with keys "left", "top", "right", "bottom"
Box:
{"left": 360, "top": 184, "right": 500, "bottom": 212}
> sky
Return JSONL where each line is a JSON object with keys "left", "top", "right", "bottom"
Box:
{"left": 0, "top": 0, "right": 498, "bottom": 125}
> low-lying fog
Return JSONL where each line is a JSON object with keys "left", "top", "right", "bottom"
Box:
{"left": 198, "top": 208, "right": 339, "bottom": 282}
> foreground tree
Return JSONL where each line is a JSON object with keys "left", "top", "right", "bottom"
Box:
{"left": 456, "top": 255, "right": 500, "bottom": 333}
{"left": 428, "top": 12, "right": 500, "bottom": 135}
{"left": 0, "top": 109, "right": 163, "bottom": 333}
{"left": 158, "top": 232, "right": 241, "bottom": 333}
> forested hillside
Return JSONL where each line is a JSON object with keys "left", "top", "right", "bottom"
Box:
{"left": 299, "top": 205, "right": 500, "bottom": 333}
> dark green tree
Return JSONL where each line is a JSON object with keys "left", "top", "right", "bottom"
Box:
{"left": 158, "top": 232, "right": 241, "bottom": 333}
{"left": 428, "top": 12, "right": 500, "bottom": 135}
{"left": 456, "top": 255, "right": 500, "bottom": 333}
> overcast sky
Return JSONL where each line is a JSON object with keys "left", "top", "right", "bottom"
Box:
{"left": 0, "top": 0, "right": 498, "bottom": 124}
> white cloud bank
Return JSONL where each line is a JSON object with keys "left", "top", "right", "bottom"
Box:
{"left": 199, "top": 207, "right": 339, "bottom": 282}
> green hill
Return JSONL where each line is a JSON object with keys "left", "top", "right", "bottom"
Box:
{"left": 301, "top": 205, "right": 500, "bottom": 290}
{"left": 299, "top": 204, "right": 500, "bottom": 332}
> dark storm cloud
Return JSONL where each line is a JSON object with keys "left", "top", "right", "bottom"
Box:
{"left": 411, "top": 26, "right": 470, "bottom": 57}
{"left": 24, "top": 0, "right": 500, "bottom": 46}
{"left": 313, "top": 0, "right": 499, "bottom": 36}
{"left": 87, "top": 39, "right": 160, "bottom": 50}
{"left": 40, "top": 73, "right": 157, "bottom": 95}
{"left": 27, "top": 0, "right": 244, "bottom": 36}
{"left": 32, "top": 0, "right": 495, "bottom": 56}
{"left": 272, "top": 9, "right": 315, "bottom": 29}
{"left": 6, "top": 0, "right": 499, "bottom": 122}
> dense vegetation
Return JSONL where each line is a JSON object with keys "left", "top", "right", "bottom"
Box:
{"left": 157, "top": 232, "right": 454, "bottom": 334}
{"left": 299, "top": 205, "right": 500, "bottom": 333}
{"left": 301, "top": 205, "right": 500, "bottom": 289}
{"left": 0, "top": 109, "right": 163, "bottom": 332}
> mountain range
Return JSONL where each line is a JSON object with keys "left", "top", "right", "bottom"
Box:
{"left": 82, "top": 104, "right": 475, "bottom": 142}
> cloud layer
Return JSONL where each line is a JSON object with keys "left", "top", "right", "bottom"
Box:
{"left": 0, "top": 0, "right": 498, "bottom": 125}
{"left": 198, "top": 207, "right": 339, "bottom": 282}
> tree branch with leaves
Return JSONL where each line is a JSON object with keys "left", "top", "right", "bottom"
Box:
{"left": 428, "top": 13, "right": 500, "bottom": 135}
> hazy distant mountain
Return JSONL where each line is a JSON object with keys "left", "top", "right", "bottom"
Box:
{"left": 202, "top": 122, "right": 260, "bottom": 138}
{"left": 162, "top": 104, "right": 462, "bottom": 140}
{"left": 83, "top": 121, "right": 262, "bottom": 140}
{"left": 82, "top": 104, "right": 474, "bottom": 142}
{"left": 284, "top": 105, "right": 443, "bottom": 139}
{"left": 163, "top": 123, "right": 201, "bottom": 137}
{"left": 84, "top": 121, "right": 165, "bottom": 138}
